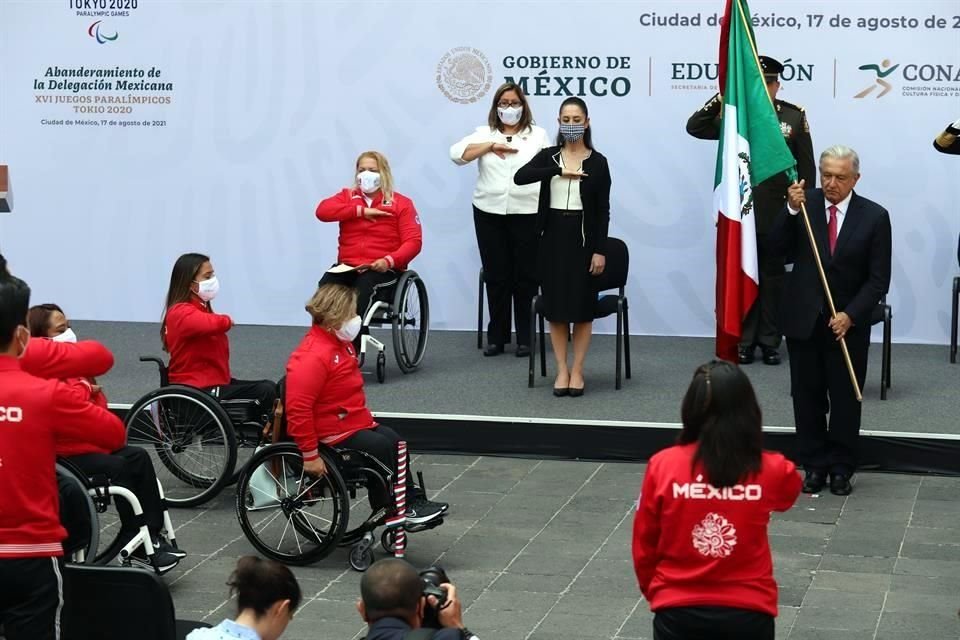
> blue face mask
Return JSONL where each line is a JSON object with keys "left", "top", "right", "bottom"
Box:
{"left": 560, "top": 123, "right": 586, "bottom": 143}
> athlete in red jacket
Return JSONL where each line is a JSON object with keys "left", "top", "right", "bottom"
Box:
{"left": 285, "top": 284, "right": 446, "bottom": 526}
{"left": 25, "top": 302, "right": 187, "bottom": 572}
{"left": 161, "top": 253, "right": 276, "bottom": 417}
{"left": 632, "top": 361, "right": 802, "bottom": 640}
{"left": 316, "top": 151, "right": 423, "bottom": 325}
{"left": 0, "top": 272, "right": 127, "bottom": 640}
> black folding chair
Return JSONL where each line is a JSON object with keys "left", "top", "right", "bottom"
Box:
{"left": 529, "top": 237, "right": 632, "bottom": 390}
{"left": 870, "top": 296, "right": 892, "bottom": 400}
{"left": 61, "top": 564, "right": 209, "bottom": 640}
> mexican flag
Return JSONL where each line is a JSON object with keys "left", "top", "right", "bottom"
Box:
{"left": 714, "top": 0, "right": 797, "bottom": 361}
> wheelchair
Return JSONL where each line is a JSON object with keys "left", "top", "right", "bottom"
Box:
{"left": 234, "top": 393, "right": 445, "bottom": 571}
{"left": 123, "top": 357, "right": 270, "bottom": 508}
{"left": 57, "top": 458, "right": 182, "bottom": 574}
{"left": 352, "top": 270, "right": 430, "bottom": 383}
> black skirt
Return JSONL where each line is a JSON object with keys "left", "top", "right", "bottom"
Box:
{"left": 538, "top": 209, "right": 596, "bottom": 323}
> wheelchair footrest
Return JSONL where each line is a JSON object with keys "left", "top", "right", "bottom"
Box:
{"left": 405, "top": 518, "right": 443, "bottom": 534}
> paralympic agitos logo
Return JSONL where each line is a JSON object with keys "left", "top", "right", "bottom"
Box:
{"left": 87, "top": 20, "right": 118, "bottom": 44}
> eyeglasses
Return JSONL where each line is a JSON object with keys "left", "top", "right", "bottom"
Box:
{"left": 497, "top": 101, "right": 523, "bottom": 109}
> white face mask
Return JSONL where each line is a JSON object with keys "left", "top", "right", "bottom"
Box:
{"left": 498, "top": 105, "right": 523, "bottom": 126}
{"left": 52, "top": 328, "right": 78, "bottom": 343}
{"left": 334, "top": 315, "right": 362, "bottom": 342}
{"left": 357, "top": 170, "right": 382, "bottom": 194}
{"left": 195, "top": 275, "right": 220, "bottom": 302}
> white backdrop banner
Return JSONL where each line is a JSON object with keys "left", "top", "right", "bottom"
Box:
{"left": 1, "top": 0, "right": 958, "bottom": 343}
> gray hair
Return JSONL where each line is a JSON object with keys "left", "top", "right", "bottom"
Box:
{"left": 819, "top": 145, "right": 860, "bottom": 173}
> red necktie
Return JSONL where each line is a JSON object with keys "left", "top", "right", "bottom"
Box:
{"left": 827, "top": 205, "right": 838, "bottom": 255}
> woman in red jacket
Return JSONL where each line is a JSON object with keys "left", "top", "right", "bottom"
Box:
{"left": 315, "top": 151, "right": 423, "bottom": 330}
{"left": 26, "top": 302, "right": 186, "bottom": 573}
{"left": 161, "top": 252, "right": 276, "bottom": 417}
{"left": 632, "top": 360, "right": 802, "bottom": 640}
{"left": 285, "top": 283, "right": 446, "bottom": 525}
{"left": 27, "top": 303, "right": 107, "bottom": 408}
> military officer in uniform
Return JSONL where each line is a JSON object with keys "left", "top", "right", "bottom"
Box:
{"left": 687, "top": 55, "right": 816, "bottom": 365}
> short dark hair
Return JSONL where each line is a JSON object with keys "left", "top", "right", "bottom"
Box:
{"left": 27, "top": 303, "right": 64, "bottom": 338}
{"left": 487, "top": 82, "right": 534, "bottom": 133}
{"left": 679, "top": 360, "right": 763, "bottom": 488}
{"left": 0, "top": 273, "right": 31, "bottom": 351}
{"left": 555, "top": 96, "right": 594, "bottom": 149}
{"left": 360, "top": 558, "right": 423, "bottom": 623}
{"left": 0, "top": 253, "right": 8, "bottom": 276}
{"left": 226, "top": 556, "right": 301, "bottom": 618}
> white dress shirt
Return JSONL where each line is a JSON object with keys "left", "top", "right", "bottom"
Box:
{"left": 788, "top": 190, "right": 852, "bottom": 235}
{"left": 450, "top": 125, "right": 550, "bottom": 215}
{"left": 549, "top": 152, "right": 585, "bottom": 211}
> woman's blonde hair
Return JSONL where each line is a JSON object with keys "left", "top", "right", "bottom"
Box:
{"left": 355, "top": 150, "right": 395, "bottom": 203}
{"left": 305, "top": 284, "right": 357, "bottom": 329}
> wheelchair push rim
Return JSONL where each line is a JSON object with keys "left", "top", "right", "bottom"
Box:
{"left": 124, "top": 386, "right": 237, "bottom": 508}
{"left": 56, "top": 461, "right": 100, "bottom": 565}
{"left": 393, "top": 272, "right": 429, "bottom": 373}
{"left": 235, "top": 444, "right": 349, "bottom": 565}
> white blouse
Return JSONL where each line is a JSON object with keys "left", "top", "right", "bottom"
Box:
{"left": 450, "top": 125, "right": 551, "bottom": 215}
{"left": 550, "top": 152, "right": 585, "bottom": 211}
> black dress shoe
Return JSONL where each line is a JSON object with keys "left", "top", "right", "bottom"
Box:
{"left": 483, "top": 344, "right": 504, "bottom": 357}
{"left": 738, "top": 347, "right": 755, "bottom": 365}
{"left": 568, "top": 386, "right": 584, "bottom": 397}
{"left": 516, "top": 345, "right": 531, "bottom": 358}
{"left": 829, "top": 473, "right": 853, "bottom": 496}
{"left": 761, "top": 348, "right": 781, "bottom": 365}
{"left": 552, "top": 387, "right": 569, "bottom": 397}
{"left": 802, "top": 470, "right": 827, "bottom": 494}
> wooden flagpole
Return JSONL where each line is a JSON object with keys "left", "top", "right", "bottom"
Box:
{"left": 796, "top": 200, "right": 863, "bottom": 402}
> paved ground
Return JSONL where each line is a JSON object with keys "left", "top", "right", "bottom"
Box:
{"left": 161, "top": 455, "right": 960, "bottom": 640}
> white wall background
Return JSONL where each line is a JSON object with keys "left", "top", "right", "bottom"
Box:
{"left": 1, "top": 0, "right": 958, "bottom": 343}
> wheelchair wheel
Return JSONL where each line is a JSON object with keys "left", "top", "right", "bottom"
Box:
{"left": 376, "top": 351, "right": 386, "bottom": 383}
{"left": 56, "top": 461, "right": 99, "bottom": 565}
{"left": 125, "top": 385, "right": 237, "bottom": 508}
{"left": 392, "top": 271, "right": 429, "bottom": 373}
{"left": 349, "top": 541, "right": 375, "bottom": 572}
{"left": 381, "top": 528, "right": 397, "bottom": 554}
{"left": 235, "top": 444, "right": 349, "bottom": 566}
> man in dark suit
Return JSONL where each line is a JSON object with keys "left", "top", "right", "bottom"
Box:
{"left": 687, "top": 55, "right": 816, "bottom": 365}
{"left": 770, "top": 145, "right": 892, "bottom": 496}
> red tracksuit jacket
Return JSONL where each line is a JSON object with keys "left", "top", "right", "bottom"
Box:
{"left": 164, "top": 298, "right": 233, "bottom": 388}
{"left": 285, "top": 325, "right": 375, "bottom": 462}
{"left": 632, "top": 443, "right": 802, "bottom": 617}
{"left": 315, "top": 188, "right": 423, "bottom": 270}
{"left": 0, "top": 356, "right": 126, "bottom": 558}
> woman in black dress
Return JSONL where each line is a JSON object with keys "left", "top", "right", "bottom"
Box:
{"left": 514, "top": 97, "right": 611, "bottom": 397}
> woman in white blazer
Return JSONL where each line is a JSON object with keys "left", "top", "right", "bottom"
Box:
{"left": 450, "top": 83, "right": 550, "bottom": 357}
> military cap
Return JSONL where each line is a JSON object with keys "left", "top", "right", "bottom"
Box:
{"left": 759, "top": 55, "right": 783, "bottom": 81}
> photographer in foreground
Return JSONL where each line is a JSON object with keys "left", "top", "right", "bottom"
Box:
{"left": 357, "top": 558, "right": 478, "bottom": 640}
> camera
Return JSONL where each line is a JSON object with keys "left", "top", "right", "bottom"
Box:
{"left": 419, "top": 566, "right": 449, "bottom": 629}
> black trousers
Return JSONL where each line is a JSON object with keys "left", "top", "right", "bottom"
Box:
{"left": 0, "top": 556, "right": 65, "bottom": 640}
{"left": 653, "top": 606, "right": 774, "bottom": 640}
{"left": 787, "top": 316, "right": 869, "bottom": 474}
{"left": 337, "top": 425, "right": 418, "bottom": 510}
{"left": 68, "top": 446, "right": 164, "bottom": 538}
{"left": 474, "top": 207, "right": 538, "bottom": 347}
{"left": 740, "top": 234, "right": 784, "bottom": 350}
{"left": 319, "top": 269, "right": 399, "bottom": 321}
{"left": 208, "top": 378, "right": 278, "bottom": 421}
